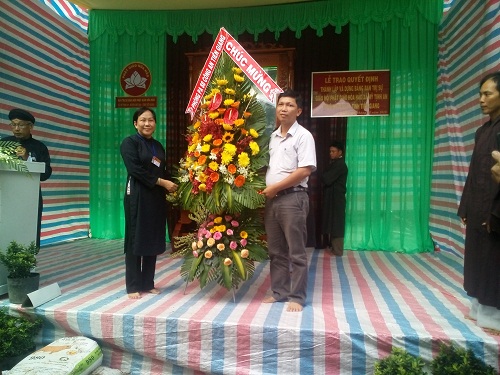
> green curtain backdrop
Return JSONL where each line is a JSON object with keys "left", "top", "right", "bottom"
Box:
{"left": 345, "top": 14, "right": 438, "bottom": 252}
{"left": 88, "top": 0, "right": 442, "bottom": 248}
{"left": 89, "top": 33, "right": 167, "bottom": 239}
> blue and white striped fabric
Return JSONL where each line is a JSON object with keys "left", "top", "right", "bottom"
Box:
{"left": 5, "top": 239, "right": 497, "bottom": 374}
{"left": 431, "top": 0, "right": 500, "bottom": 256}
{"left": 0, "top": 0, "right": 90, "bottom": 246}
{"left": 39, "top": 0, "right": 88, "bottom": 31}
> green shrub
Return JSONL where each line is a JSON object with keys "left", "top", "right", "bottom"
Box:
{"left": 0, "top": 307, "right": 42, "bottom": 362}
{"left": 374, "top": 347, "right": 427, "bottom": 375}
{"left": 431, "top": 343, "right": 496, "bottom": 375}
{"left": 374, "top": 344, "right": 497, "bottom": 375}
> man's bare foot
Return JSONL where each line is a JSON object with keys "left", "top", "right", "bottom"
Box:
{"left": 147, "top": 288, "right": 161, "bottom": 295}
{"left": 263, "top": 296, "right": 277, "bottom": 303}
{"left": 128, "top": 292, "right": 141, "bottom": 299}
{"left": 287, "top": 301, "right": 303, "bottom": 312}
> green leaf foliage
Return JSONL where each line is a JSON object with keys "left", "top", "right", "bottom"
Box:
{"left": 0, "top": 307, "right": 42, "bottom": 361}
{"left": 0, "top": 241, "right": 39, "bottom": 279}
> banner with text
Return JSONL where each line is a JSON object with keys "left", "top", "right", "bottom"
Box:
{"left": 185, "top": 27, "right": 283, "bottom": 120}
{"left": 311, "top": 70, "right": 390, "bottom": 117}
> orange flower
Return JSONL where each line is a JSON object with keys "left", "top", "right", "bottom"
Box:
{"left": 198, "top": 155, "right": 207, "bottom": 165}
{"left": 234, "top": 175, "right": 246, "bottom": 187}
{"left": 230, "top": 101, "right": 240, "bottom": 108}
{"left": 194, "top": 151, "right": 200, "bottom": 157}
{"left": 214, "top": 118, "right": 224, "bottom": 125}
{"left": 211, "top": 147, "right": 220, "bottom": 154}
{"left": 213, "top": 139, "right": 223, "bottom": 147}
{"left": 228, "top": 164, "right": 237, "bottom": 174}
{"left": 218, "top": 108, "right": 226, "bottom": 114}
{"left": 210, "top": 172, "right": 219, "bottom": 182}
{"left": 243, "top": 111, "right": 252, "bottom": 118}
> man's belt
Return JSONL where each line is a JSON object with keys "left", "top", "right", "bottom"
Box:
{"left": 275, "top": 186, "right": 308, "bottom": 197}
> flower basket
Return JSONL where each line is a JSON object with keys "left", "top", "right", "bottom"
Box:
{"left": 170, "top": 52, "right": 271, "bottom": 290}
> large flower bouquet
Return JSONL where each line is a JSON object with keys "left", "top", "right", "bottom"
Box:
{"left": 170, "top": 53, "right": 270, "bottom": 290}
{"left": 0, "top": 140, "right": 28, "bottom": 173}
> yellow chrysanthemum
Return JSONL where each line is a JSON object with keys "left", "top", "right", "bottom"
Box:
{"left": 208, "top": 111, "right": 220, "bottom": 119}
{"left": 214, "top": 216, "right": 223, "bottom": 224}
{"left": 198, "top": 173, "right": 208, "bottom": 183}
{"left": 216, "top": 78, "right": 228, "bottom": 86}
{"left": 203, "top": 134, "right": 213, "bottom": 142}
{"left": 234, "top": 74, "right": 244, "bottom": 83}
{"left": 217, "top": 225, "right": 226, "bottom": 232}
{"left": 211, "top": 88, "right": 220, "bottom": 95}
{"left": 234, "top": 119, "right": 245, "bottom": 127}
{"left": 209, "top": 161, "right": 219, "bottom": 171}
{"left": 193, "top": 121, "right": 201, "bottom": 129}
{"left": 238, "top": 152, "right": 250, "bottom": 167}
{"left": 249, "top": 141, "right": 259, "bottom": 155}
{"left": 224, "top": 99, "right": 235, "bottom": 106}
{"left": 224, "top": 88, "right": 236, "bottom": 95}
{"left": 224, "top": 143, "right": 237, "bottom": 155}
{"left": 188, "top": 143, "right": 197, "bottom": 153}
{"left": 232, "top": 67, "right": 243, "bottom": 74}
{"left": 249, "top": 128, "right": 259, "bottom": 138}
{"left": 221, "top": 151, "right": 233, "bottom": 165}
{"left": 204, "top": 94, "right": 213, "bottom": 101}
{"left": 240, "top": 231, "right": 248, "bottom": 239}
{"left": 192, "top": 133, "right": 200, "bottom": 144}
{"left": 201, "top": 144, "right": 210, "bottom": 153}
{"left": 223, "top": 123, "right": 233, "bottom": 131}
{"left": 199, "top": 183, "right": 207, "bottom": 192}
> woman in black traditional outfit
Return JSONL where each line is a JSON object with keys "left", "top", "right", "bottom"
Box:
{"left": 120, "top": 107, "right": 177, "bottom": 299}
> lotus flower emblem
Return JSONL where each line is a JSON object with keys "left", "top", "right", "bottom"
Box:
{"left": 124, "top": 71, "right": 147, "bottom": 89}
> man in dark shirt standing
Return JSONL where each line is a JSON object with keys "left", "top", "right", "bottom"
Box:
{"left": 4, "top": 108, "right": 52, "bottom": 248}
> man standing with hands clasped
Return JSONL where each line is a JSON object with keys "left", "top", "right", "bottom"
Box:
{"left": 4, "top": 108, "right": 52, "bottom": 248}
{"left": 458, "top": 72, "right": 500, "bottom": 333}
{"left": 262, "top": 90, "right": 316, "bottom": 312}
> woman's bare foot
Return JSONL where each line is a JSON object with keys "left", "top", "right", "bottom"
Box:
{"left": 287, "top": 301, "right": 303, "bottom": 312}
{"left": 263, "top": 296, "right": 277, "bottom": 303}
{"left": 148, "top": 288, "right": 161, "bottom": 295}
{"left": 128, "top": 292, "right": 141, "bottom": 299}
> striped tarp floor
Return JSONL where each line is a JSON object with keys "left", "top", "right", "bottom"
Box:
{"left": 2, "top": 238, "right": 499, "bottom": 374}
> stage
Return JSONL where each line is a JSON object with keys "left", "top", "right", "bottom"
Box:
{"left": 1, "top": 238, "right": 499, "bottom": 374}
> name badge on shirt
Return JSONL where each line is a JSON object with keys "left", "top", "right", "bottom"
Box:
{"left": 152, "top": 156, "right": 161, "bottom": 167}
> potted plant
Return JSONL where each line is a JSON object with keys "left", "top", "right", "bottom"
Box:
{"left": 0, "top": 241, "right": 40, "bottom": 304}
{"left": 431, "top": 343, "right": 496, "bottom": 375}
{"left": 0, "top": 307, "right": 42, "bottom": 371}
{"left": 374, "top": 347, "right": 427, "bottom": 375}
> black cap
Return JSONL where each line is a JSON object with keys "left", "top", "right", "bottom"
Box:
{"left": 8, "top": 108, "right": 36, "bottom": 124}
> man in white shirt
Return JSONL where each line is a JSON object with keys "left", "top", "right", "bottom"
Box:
{"left": 262, "top": 90, "right": 317, "bottom": 312}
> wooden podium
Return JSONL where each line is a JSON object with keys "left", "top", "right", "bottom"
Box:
{"left": 0, "top": 161, "right": 45, "bottom": 295}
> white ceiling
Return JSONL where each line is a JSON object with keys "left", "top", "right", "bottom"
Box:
{"left": 67, "top": 0, "right": 312, "bottom": 10}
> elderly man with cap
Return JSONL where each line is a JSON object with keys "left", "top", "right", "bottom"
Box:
{"left": 4, "top": 108, "right": 52, "bottom": 247}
